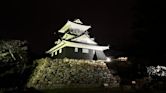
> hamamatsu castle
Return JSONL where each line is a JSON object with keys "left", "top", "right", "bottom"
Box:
{"left": 46, "top": 19, "right": 109, "bottom": 60}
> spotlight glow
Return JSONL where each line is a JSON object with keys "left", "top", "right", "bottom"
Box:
{"left": 106, "top": 57, "right": 111, "bottom": 62}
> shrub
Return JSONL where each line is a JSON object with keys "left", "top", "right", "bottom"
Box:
{"left": 27, "top": 58, "right": 119, "bottom": 89}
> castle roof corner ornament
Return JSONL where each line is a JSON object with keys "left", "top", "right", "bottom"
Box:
{"left": 73, "top": 19, "right": 83, "bottom": 24}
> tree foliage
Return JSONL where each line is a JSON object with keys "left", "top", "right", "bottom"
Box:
{"left": 0, "top": 40, "right": 27, "bottom": 63}
{"left": 0, "top": 40, "right": 28, "bottom": 88}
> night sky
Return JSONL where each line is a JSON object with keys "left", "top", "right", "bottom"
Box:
{"left": 0, "top": 0, "right": 165, "bottom": 57}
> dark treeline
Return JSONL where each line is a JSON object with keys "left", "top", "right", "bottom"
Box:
{"left": 127, "top": 0, "right": 166, "bottom": 65}
{"left": 107, "top": 1, "right": 166, "bottom": 90}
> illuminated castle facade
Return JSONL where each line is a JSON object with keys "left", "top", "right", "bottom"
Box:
{"left": 46, "top": 19, "right": 109, "bottom": 60}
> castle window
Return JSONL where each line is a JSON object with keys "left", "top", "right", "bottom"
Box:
{"left": 59, "top": 48, "right": 62, "bottom": 53}
{"left": 74, "top": 47, "right": 78, "bottom": 52}
{"left": 55, "top": 51, "right": 57, "bottom": 55}
{"left": 51, "top": 53, "right": 54, "bottom": 57}
{"left": 82, "top": 48, "right": 89, "bottom": 53}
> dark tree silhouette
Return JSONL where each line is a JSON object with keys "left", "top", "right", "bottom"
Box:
{"left": 0, "top": 40, "right": 29, "bottom": 89}
{"left": 130, "top": 0, "right": 166, "bottom": 65}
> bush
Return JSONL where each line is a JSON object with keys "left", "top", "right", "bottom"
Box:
{"left": 27, "top": 58, "right": 119, "bottom": 89}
